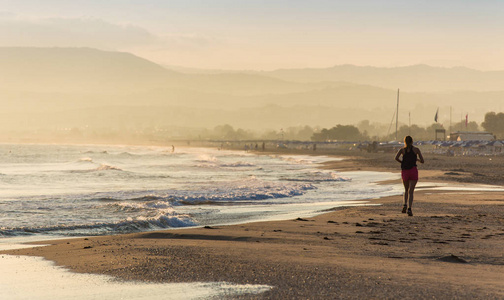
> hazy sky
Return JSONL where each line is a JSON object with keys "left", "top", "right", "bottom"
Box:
{"left": 1, "top": 0, "right": 503, "bottom": 70}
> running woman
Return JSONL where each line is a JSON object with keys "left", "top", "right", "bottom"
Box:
{"left": 395, "top": 136, "right": 424, "bottom": 216}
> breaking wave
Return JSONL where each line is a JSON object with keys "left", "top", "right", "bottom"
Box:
{"left": 0, "top": 211, "right": 196, "bottom": 237}
{"left": 172, "top": 178, "right": 315, "bottom": 204}
{"left": 220, "top": 161, "right": 256, "bottom": 167}
{"left": 77, "top": 157, "right": 94, "bottom": 163}
{"left": 285, "top": 170, "right": 350, "bottom": 182}
{"left": 96, "top": 164, "right": 123, "bottom": 171}
{"left": 68, "top": 163, "right": 124, "bottom": 173}
{"left": 77, "top": 177, "right": 315, "bottom": 205}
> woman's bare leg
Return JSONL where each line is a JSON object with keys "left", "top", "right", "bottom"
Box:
{"left": 402, "top": 180, "right": 410, "bottom": 206}
{"left": 408, "top": 180, "right": 418, "bottom": 208}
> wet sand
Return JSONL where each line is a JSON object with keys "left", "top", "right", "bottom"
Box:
{"left": 3, "top": 150, "right": 504, "bottom": 299}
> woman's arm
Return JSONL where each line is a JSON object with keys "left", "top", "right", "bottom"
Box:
{"left": 394, "top": 148, "right": 403, "bottom": 163}
{"left": 415, "top": 147, "right": 425, "bottom": 164}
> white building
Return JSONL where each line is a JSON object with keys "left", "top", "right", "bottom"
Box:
{"left": 450, "top": 131, "right": 494, "bottom": 141}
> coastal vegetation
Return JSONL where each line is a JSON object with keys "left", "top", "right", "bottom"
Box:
{"left": 10, "top": 112, "right": 498, "bottom": 145}
{"left": 482, "top": 112, "right": 504, "bottom": 138}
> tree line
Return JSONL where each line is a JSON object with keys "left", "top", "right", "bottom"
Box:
{"left": 195, "top": 111, "right": 504, "bottom": 141}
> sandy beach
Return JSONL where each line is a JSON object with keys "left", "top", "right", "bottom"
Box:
{"left": 2, "top": 149, "right": 504, "bottom": 299}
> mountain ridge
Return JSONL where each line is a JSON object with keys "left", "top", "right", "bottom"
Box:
{"left": 0, "top": 47, "right": 501, "bottom": 132}
{"left": 262, "top": 64, "right": 504, "bottom": 92}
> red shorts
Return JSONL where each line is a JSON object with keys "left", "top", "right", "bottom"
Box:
{"left": 401, "top": 167, "right": 418, "bottom": 181}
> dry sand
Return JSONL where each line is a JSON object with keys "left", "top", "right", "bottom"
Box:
{"left": 2, "top": 149, "right": 504, "bottom": 299}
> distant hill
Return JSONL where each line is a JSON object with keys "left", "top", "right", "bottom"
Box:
{"left": 0, "top": 47, "right": 503, "bottom": 136}
{"left": 0, "top": 47, "right": 315, "bottom": 96}
{"left": 263, "top": 64, "right": 504, "bottom": 92}
{"left": 0, "top": 47, "right": 184, "bottom": 93}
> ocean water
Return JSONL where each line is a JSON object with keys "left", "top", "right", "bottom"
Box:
{"left": 0, "top": 254, "right": 273, "bottom": 299}
{"left": 0, "top": 144, "right": 402, "bottom": 238}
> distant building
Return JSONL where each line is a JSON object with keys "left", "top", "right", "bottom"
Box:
{"left": 449, "top": 131, "right": 495, "bottom": 141}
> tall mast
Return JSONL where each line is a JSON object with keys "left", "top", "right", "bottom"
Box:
{"left": 395, "top": 89, "right": 399, "bottom": 141}
{"left": 449, "top": 106, "right": 452, "bottom": 137}
{"left": 409, "top": 111, "right": 411, "bottom": 135}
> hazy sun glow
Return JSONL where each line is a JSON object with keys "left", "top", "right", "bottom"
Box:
{"left": 0, "top": 0, "right": 503, "bottom": 143}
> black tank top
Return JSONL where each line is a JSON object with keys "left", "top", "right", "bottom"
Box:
{"left": 401, "top": 147, "right": 417, "bottom": 170}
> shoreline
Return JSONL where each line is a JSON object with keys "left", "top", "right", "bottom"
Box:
{"left": 2, "top": 149, "right": 504, "bottom": 298}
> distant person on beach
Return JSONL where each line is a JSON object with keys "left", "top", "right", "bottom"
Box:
{"left": 395, "top": 136, "right": 424, "bottom": 216}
